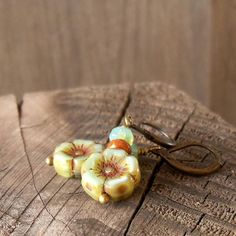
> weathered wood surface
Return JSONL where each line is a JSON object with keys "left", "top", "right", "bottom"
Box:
{"left": 0, "top": 82, "right": 235, "bottom": 236}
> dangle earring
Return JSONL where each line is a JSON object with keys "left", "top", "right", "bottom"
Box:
{"left": 46, "top": 124, "right": 141, "bottom": 204}
{"left": 80, "top": 125, "right": 141, "bottom": 204}
{"left": 46, "top": 115, "right": 222, "bottom": 204}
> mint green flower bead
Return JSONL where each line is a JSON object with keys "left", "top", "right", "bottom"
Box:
{"left": 109, "top": 126, "right": 134, "bottom": 145}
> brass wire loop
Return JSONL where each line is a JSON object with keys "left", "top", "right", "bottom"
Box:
{"left": 125, "top": 115, "right": 223, "bottom": 176}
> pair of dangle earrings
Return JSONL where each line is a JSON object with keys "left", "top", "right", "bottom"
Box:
{"left": 46, "top": 115, "right": 222, "bottom": 204}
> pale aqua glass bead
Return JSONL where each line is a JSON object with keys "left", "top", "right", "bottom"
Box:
{"left": 109, "top": 126, "right": 134, "bottom": 145}
{"left": 131, "top": 143, "right": 139, "bottom": 158}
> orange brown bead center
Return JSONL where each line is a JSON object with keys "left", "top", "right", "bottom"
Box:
{"left": 96, "top": 160, "right": 126, "bottom": 178}
{"left": 64, "top": 144, "right": 90, "bottom": 158}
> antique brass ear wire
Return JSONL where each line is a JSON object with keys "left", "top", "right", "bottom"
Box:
{"left": 124, "top": 115, "right": 176, "bottom": 148}
{"left": 125, "top": 115, "right": 223, "bottom": 176}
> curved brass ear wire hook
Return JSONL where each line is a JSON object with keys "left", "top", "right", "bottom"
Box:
{"left": 140, "top": 122, "right": 176, "bottom": 148}
{"left": 125, "top": 115, "right": 223, "bottom": 176}
{"left": 124, "top": 115, "right": 176, "bottom": 148}
{"left": 152, "top": 143, "right": 223, "bottom": 175}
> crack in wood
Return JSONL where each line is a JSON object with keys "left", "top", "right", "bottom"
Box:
{"left": 182, "top": 231, "right": 187, "bottom": 236}
{"left": 35, "top": 186, "right": 81, "bottom": 236}
{"left": 123, "top": 101, "right": 198, "bottom": 236}
{"left": 0, "top": 172, "right": 56, "bottom": 223}
{"left": 190, "top": 213, "right": 205, "bottom": 233}
{"left": 116, "top": 88, "right": 132, "bottom": 127}
{"left": 225, "top": 174, "right": 231, "bottom": 181}
{"left": 0, "top": 157, "right": 54, "bottom": 221}
{"left": 202, "top": 193, "right": 211, "bottom": 204}
{"left": 15, "top": 173, "right": 58, "bottom": 221}
{"left": 56, "top": 89, "right": 132, "bottom": 235}
{"left": 15, "top": 99, "right": 76, "bottom": 235}
{"left": 17, "top": 100, "right": 23, "bottom": 119}
{"left": 123, "top": 161, "right": 163, "bottom": 236}
{"left": 203, "top": 180, "right": 210, "bottom": 189}
{"left": 175, "top": 104, "right": 196, "bottom": 141}
{"left": 123, "top": 108, "right": 164, "bottom": 235}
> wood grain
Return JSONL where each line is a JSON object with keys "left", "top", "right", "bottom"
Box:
{"left": 0, "top": 82, "right": 235, "bottom": 235}
{"left": 126, "top": 85, "right": 236, "bottom": 236}
{"left": 0, "top": 95, "right": 26, "bottom": 235}
{"left": 2, "top": 84, "right": 131, "bottom": 235}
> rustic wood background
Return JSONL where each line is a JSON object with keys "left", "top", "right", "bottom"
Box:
{"left": 0, "top": 0, "right": 235, "bottom": 124}
{"left": 0, "top": 82, "right": 235, "bottom": 235}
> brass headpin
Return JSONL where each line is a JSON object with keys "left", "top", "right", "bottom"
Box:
{"left": 138, "top": 146, "right": 161, "bottom": 156}
{"left": 124, "top": 115, "right": 134, "bottom": 127}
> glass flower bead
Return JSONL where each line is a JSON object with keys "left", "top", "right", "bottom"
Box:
{"left": 51, "top": 139, "right": 104, "bottom": 178}
{"left": 81, "top": 148, "right": 141, "bottom": 204}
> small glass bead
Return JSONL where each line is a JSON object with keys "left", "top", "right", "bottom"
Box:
{"left": 131, "top": 143, "right": 139, "bottom": 158}
{"left": 107, "top": 139, "right": 131, "bottom": 154}
{"left": 109, "top": 126, "right": 134, "bottom": 145}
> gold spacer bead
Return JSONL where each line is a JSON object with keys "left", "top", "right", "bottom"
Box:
{"left": 46, "top": 156, "right": 53, "bottom": 166}
{"left": 124, "top": 115, "right": 133, "bottom": 127}
{"left": 99, "top": 193, "right": 110, "bottom": 204}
